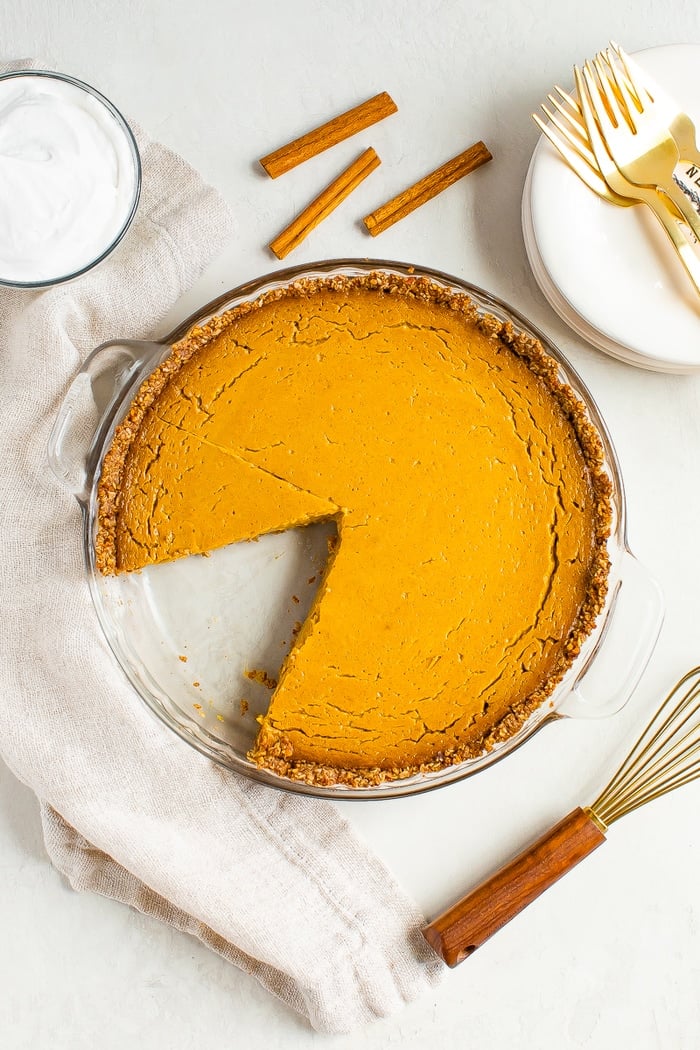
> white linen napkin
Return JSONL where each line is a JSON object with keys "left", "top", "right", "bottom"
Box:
{"left": 0, "top": 60, "right": 443, "bottom": 1033}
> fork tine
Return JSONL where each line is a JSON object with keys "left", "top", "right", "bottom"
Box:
{"left": 602, "top": 48, "right": 642, "bottom": 133}
{"left": 552, "top": 82, "right": 612, "bottom": 165}
{"left": 537, "top": 105, "right": 598, "bottom": 170}
{"left": 546, "top": 92, "right": 585, "bottom": 137}
{"left": 577, "top": 65, "right": 630, "bottom": 188}
{"left": 589, "top": 56, "right": 625, "bottom": 130}
{"left": 593, "top": 52, "right": 625, "bottom": 119}
{"left": 609, "top": 42, "right": 654, "bottom": 107}
{"left": 532, "top": 112, "right": 614, "bottom": 196}
{"left": 594, "top": 52, "right": 636, "bottom": 131}
{"left": 584, "top": 58, "right": 627, "bottom": 143}
{"left": 576, "top": 64, "right": 613, "bottom": 170}
{"left": 554, "top": 85, "right": 582, "bottom": 117}
{"left": 542, "top": 98, "right": 597, "bottom": 167}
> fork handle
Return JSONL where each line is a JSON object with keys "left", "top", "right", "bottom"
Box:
{"left": 659, "top": 182, "right": 700, "bottom": 245}
{"left": 677, "top": 144, "right": 700, "bottom": 169}
{"left": 640, "top": 188, "right": 700, "bottom": 297}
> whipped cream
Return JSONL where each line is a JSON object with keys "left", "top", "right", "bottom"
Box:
{"left": 0, "top": 73, "right": 139, "bottom": 285}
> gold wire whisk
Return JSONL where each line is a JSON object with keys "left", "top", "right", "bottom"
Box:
{"left": 588, "top": 666, "right": 700, "bottom": 830}
{"left": 424, "top": 666, "right": 700, "bottom": 967}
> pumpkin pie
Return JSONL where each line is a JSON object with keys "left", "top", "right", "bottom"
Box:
{"left": 96, "top": 272, "right": 612, "bottom": 786}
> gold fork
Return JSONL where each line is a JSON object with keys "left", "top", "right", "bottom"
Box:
{"left": 573, "top": 65, "right": 700, "bottom": 298}
{"left": 534, "top": 86, "right": 686, "bottom": 217}
{"left": 582, "top": 52, "right": 700, "bottom": 242}
{"left": 610, "top": 42, "right": 700, "bottom": 168}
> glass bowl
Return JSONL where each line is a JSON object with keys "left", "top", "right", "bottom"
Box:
{"left": 0, "top": 70, "right": 141, "bottom": 289}
{"left": 48, "top": 259, "right": 664, "bottom": 798}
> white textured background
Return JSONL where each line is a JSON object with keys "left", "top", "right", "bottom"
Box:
{"left": 3, "top": 1, "right": 700, "bottom": 1047}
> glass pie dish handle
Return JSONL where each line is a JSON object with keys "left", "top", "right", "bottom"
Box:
{"left": 48, "top": 339, "right": 167, "bottom": 504}
{"left": 557, "top": 549, "right": 664, "bottom": 721}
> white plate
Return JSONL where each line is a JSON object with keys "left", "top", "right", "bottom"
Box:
{"left": 524, "top": 44, "right": 700, "bottom": 372}
{"left": 523, "top": 163, "right": 694, "bottom": 373}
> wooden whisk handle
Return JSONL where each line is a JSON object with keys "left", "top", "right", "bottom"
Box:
{"left": 422, "top": 807, "right": 606, "bottom": 967}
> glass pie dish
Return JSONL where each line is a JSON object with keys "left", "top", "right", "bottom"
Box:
{"left": 48, "top": 259, "right": 664, "bottom": 798}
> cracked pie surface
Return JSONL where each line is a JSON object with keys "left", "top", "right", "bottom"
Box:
{"left": 96, "top": 273, "right": 612, "bottom": 786}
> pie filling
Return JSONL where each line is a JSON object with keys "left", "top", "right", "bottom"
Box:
{"left": 96, "top": 273, "right": 612, "bottom": 786}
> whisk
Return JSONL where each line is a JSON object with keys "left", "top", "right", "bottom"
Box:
{"left": 423, "top": 666, "right": 700, "bottom": 966}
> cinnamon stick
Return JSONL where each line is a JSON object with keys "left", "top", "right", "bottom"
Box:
{"left": 260, "top": 92, "right": 397, "bottom": 178}
{"left": 363, "top": 140, "right": 492, "bottom": 236}
{"left": 269, "top": 147, "right": 381, "bottom": 260}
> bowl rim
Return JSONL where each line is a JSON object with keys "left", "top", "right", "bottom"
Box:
{"left": 0, "top": 68, "right": 142, "bottom": 290}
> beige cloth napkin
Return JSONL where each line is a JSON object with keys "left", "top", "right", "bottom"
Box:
{"left": 0, "top": 61, "right": 443, "bottom": 1033}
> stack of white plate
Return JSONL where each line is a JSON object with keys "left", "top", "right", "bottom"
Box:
{"left": 522, "top": 44, "right": 700, "bottom": 374}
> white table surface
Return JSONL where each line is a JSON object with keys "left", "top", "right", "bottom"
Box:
{"left": 4, "top": 2, "right": 700, "bottom": 1047}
